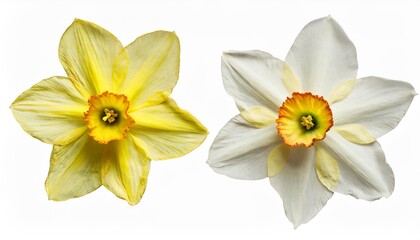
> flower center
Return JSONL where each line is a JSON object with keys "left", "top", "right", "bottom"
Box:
{"left": 276, "top": 92, "right": 333, "bottom": 147}
{"left": 102, "top": 108, "right": 118, "bottom": 123}
{"left": 301, "top": 115, "right": 314, "bottom": 130}
{"left": 84, "top": 91, "right": 134, "bottom": 144}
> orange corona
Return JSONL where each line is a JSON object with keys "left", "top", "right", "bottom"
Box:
{"left": 84, "top": 91, "right": 135, "bottom": 144}
{"left": 276, "top": 92, "right": 333, "bottom": 147}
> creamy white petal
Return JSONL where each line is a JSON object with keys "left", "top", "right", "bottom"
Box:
{"left": 285, "top": 16, "right": 358, "bottom": 96}
{"left": 221, "top": 50, "right": 290, "bottom": 111}
{"left": 281, "top": 63, "right": 302, "bottom": 93}
{"left": 332, "top": 124, "right": 375, "bottom": 144}
{"left": 332, "top": 76, "right": 416, "bottom": 138}
{"left": 11, "top": 76, "right": 87, "bottom": 145}
{"left": 269, "top": 147, "right": 333, "bottom": 228}
{"left": 267, "top": 144, "right": 290, "bottom": 177}
{"left": 207, "top": 115, "right": 281, "bottom": 180}
{"left": 315, "top": 146, "right": 339, "bottom": 191}
{"left": 319, "top": 131, "right": 394, "bottom": 200}
{"left": 45, "top": 132, "right": 102, "bottom": 201}
{"left": 327, "top": 79, "right": 356, "bottom": 104}
{"left": 240, "top": 106, "right": 278, "bottom": 128}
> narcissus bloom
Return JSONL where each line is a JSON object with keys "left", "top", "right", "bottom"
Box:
{"left": 11, "top": 19, "right": 208, "bottom": 205}
{"left": 207, "top": 16, "right": 416, "bottom": 227}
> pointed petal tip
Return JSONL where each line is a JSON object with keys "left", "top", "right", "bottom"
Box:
{"left": 73, "top": 18, "right": 87, "bottom": 25}
{"left": 154, "top": 30, "right": 179, "bottom": 38}
{"left": 222, "top": 51, "right": 235, "bottom": 58}
{"left": 317, "top": 15, "right": 338, "bottom": 25}
{"left": 153, "top": 30, "right": 178, "bottom": 38}
{"left": 127, "top": 199, "right": 140, "bottom": 206}
{"left": 293, "top": 222, "right": 301, "bottom": 229}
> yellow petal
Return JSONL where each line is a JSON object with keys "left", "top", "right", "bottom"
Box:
{"left": 116, "top": 31, "right": 180, "bottom": 107}
{"left": 59, "top": 19, "right": 125, "bottom": 96}
{"left": 45, "top": 133, "right": 102, "bottom": 201}
{"left": 129, "top": 97, "right": 208, "bottom": 160}
{"left": 333, "top": 124, "right": 376, "bottom": 144}
{"left": 267, "top": 144, "right": 290, "bottom": 177}
{"left": 327, "top": 79, "right": 355, "bottom": 104}
{"left": 315, "top": 145, "right": 340, "bottom": 191}
{"left": 10, "top": 76, "right": 87, "bottom": 145}
{"left": 101, "top": 137, "right": 151, "bottom": 205}
{"left": 281, "top": 63, "right": 302, "bottom": 94}
{"left": 240, "top": 106, "right": 277, "bottom": 128}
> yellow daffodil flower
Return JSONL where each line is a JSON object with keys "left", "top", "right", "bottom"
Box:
{"left": 11, "top": 19, "right": 208, "bottom": 205}
{"left": 207, "top": 16, "right": 416, "bottom": 227}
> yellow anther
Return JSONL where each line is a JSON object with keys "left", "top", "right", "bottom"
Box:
{"left": 301, "top": 115, "right": 314, "bottom": 130}
{"left": 102, "top": 109, "right": 118, "bottom": 123}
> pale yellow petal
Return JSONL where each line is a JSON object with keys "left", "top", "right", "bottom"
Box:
{"left": 45, "top": 133, "right": 102, "bottom": 201}
{"left": 281, "top": 63, "right": 302, "bottom": 94}
{"left": 129, "top": 97, "right": 208, "bottom": 160}
{"left": 117, "top": 31, "right": 180, "bottom": 107}
{"left": 315, "top": 145, "right": 340, "bottom": 191}
{"left": 59, "top": 19, "right": 125, "bottom": 95}
{"left": 11, "top": 76, "right": 87, "bottom": 145}
{"left": 267, "top": 144, "right": 290, "bottom": 177}
{"left": 327, "top": 79, "right": 355, "bottom": 104}
{"left": 333, "top": 124, "right": 376, "bottom": 144}
{"left": 240, "top": 106, "right": 277, "bottom": 128}
{"left": 101, "top": 137, "right": 150, "bottom": 205}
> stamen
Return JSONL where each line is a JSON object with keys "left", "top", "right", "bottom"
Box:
{"left": 301, "top": 115, "right": 314, "bottom": 130}
{"left": 102, "top": 109, "right": 118, "bottom": 123}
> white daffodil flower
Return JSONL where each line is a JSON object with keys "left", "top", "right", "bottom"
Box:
{"left": 207, "top": 16, "right": 416, "bottom": 228}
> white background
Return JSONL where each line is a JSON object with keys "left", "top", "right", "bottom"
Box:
{"left": 1, "top": 0, "right": 419, "bottom": 239}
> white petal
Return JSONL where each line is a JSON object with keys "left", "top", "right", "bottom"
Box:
{"left": 285, "top": 16, "right": 358, "bottom": 96}
{"left": 207, "top": 115, "right": 281, "bottom": 180}
{"left": 221, "top": 50, "right": 290, "bottom": 111}
{"left": 269, "top": 147, "right": 333, "bottom": 228}
{"left": 332, "top": 76, "right": 416, "bottom": 138}
{"left": 320, "top": 131, "right": 394, "bottom": 200}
